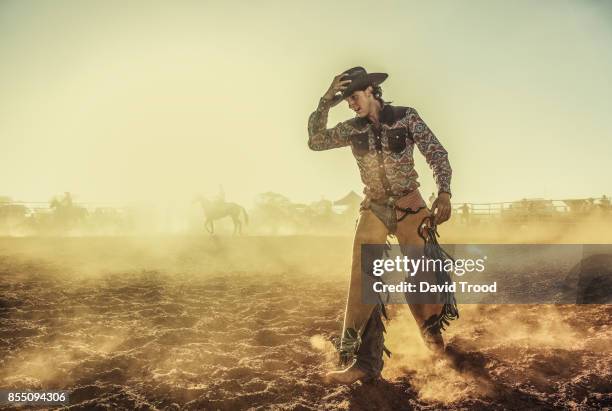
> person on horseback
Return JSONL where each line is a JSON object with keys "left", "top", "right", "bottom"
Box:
{"left": 196, "top": 192, "right": 248, "bottom": 235}
{"left": 214, "top": 185, "right": 226, "bottom": 206}
{"left": 307, "top": 67, "right": 456, "bottom": 384}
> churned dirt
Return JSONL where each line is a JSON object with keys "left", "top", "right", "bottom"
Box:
{"left": 0, "top": 236, "right": 610, "bottom": 410}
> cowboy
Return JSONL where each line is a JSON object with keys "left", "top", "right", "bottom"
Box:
{"left": 308, "top": 67, "right": 455, "bottom": 384}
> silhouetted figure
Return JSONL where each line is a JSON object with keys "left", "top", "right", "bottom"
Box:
{"left": 49, "top": 192, "right": 87, "bottom": 233}
{"left": 215, "top": 185, "right": 225, "bottom": 204}
{"left": 460, "top": 203, "right": 470, "bottom": 224}
{"left": 195, "top": 196, "right": 248, "bottom": 235}
{"left": 62, "top": 192, "right": 73, "bottom": 207}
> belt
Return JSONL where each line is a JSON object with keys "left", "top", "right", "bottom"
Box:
{"left": 363, "top": 191, "right": 427, "bottom": 233}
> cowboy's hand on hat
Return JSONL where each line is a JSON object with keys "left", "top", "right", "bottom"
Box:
{"left": 323, "top": 73, "right": 351, "bottom": 105}
{"left": 432, "top": 192, "right": 452, "bottom": 225}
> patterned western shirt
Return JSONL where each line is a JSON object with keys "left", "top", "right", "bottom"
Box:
{"left": 307, "top": 100, "right": 452, "bottom": 201}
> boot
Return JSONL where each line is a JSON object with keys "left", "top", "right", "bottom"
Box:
{"left": 323, "top": 361, "right": 369, "bottom": 385}
{"left": 329, "top": 305, "right": 387, "bottom": 384}
{"left": 422, "top": 328, "right": 445, "bottom": 354}
{"left": 420, "top": 313, "right": 446, "bottom": 354}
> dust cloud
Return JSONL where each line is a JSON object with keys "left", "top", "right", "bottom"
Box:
{"left": 0, "top": 225, "right": 610, "bottom": 409}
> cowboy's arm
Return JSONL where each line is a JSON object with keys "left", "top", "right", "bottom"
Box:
{"left": 307, "top": 98, "right": 351, "bottom": 151}
{"left": 408, "top": 108, "right": 452, "bottom": 196}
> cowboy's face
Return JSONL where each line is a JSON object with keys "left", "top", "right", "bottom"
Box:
{"left": 345, "top": 86, "right": 375, "bottom": 118}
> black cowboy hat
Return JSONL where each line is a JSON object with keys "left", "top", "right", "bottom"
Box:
{"left": 341, "top": 66, "right": 388, "bottom": 98}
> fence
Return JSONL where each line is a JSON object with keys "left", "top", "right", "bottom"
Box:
{"left": 1, "top": 196, "right": 610, "bottom": 235}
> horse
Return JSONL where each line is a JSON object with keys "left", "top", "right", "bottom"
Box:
{"left": 195, "top": 197, "right": 248, "bottom": 235}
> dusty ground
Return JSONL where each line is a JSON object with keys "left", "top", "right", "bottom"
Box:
{"left": 0, "top": 236, "right": 610, "bottom": 410}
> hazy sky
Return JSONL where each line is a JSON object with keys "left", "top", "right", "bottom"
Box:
{"left": 1, "top": 0, "right": 611, "bottom": 207}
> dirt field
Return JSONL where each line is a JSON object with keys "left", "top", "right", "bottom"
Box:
{"left": 0, "top": 236, "right": 610, "bottom": 410}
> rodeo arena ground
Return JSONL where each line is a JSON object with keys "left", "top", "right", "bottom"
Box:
{"left": 0, "top": 192, "right": 611, "bottom": 410}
